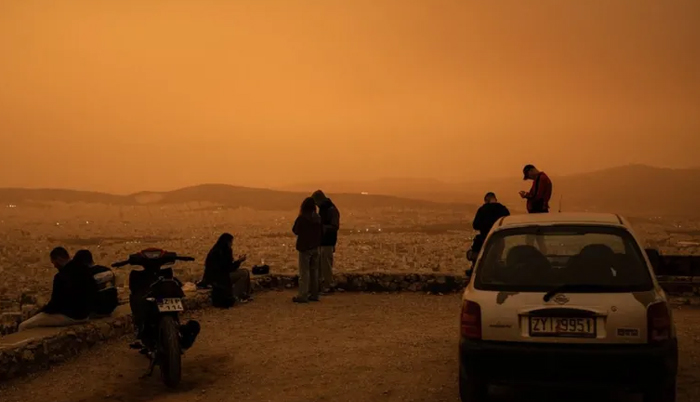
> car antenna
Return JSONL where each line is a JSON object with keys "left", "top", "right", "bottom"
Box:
{"left": 558, "top": 194, "right": 563, "bottom": 213}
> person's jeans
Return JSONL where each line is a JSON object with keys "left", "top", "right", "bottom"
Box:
{"left": 18, "top": 312, "right": 87, "bottom": 332}
{"left": 297, "top": 248, "right": 320, "bottom": 300}
{"left": 319, "top": 246, "right": 335, "bottom": 290}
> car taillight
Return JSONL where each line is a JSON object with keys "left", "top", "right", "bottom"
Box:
{"left": 647, "top": 301, "right": 671, "bottom": 343}
{"left": 461, "top": 300, "right": 481, "bottom": 339}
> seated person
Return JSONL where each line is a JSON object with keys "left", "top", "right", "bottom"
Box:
{"left": 74, "top": 249, "right": 119, "bottom": 317}
{"left": 204, "top": 233, "right": 252, "bottom": 308}
{"left": 468, "top": 192, "right": 510, "bottom": 262}
{"left": 18, "top": 247, "right": 96, "bottom": 331}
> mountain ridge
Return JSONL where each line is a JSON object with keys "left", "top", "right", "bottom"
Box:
{"left": 0, "top": 183, "right": 471, "bottom": 211}
{"left": 1, "top": 164, "right": 699, "bottom": 215}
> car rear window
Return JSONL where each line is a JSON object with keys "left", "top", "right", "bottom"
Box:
{"left": 473, "top": 225, "right": 654, "bottom": 292}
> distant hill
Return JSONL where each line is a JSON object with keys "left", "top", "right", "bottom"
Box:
{"left": 280, "top": 165, "right": 700, "bottom": 217}
{"left": 2, "top": 165, "right": 696, "bottom": 216}
{"left": 0, "top": 184, "right": 470, "bottom": 211}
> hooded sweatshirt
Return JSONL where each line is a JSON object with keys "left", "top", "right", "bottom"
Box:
{"left": 312, "top": 191, "right": 340, "bottom": 247}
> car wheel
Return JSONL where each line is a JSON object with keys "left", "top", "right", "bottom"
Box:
{"left": 643, "top": 378, "right": 676, "bottom": 402}
{"left": 459, "top": 370, "right": 488, "bottom": 402}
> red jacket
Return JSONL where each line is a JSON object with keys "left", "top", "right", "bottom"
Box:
{"left": 526, "top": 172, "right": 552, "bottom": 213}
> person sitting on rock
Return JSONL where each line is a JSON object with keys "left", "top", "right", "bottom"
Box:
{"left": 73, "top": 249, "right": 119, "bottom": 317}
{"left": 18, "top": 247, "right": 96, "bottom": 331}
{"left": 204, "top": 233, "right": 252, "bottom": 308}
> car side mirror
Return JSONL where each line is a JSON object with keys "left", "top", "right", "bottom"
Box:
{"left": 645, "top": 248, "right": 661, "bottom": 273}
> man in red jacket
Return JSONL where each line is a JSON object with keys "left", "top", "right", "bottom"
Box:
{"left": 519, "top": 164, "right": 552, "bottom": 213}
{"left": 519, "top": 164, "right": 552, "bottom": 253}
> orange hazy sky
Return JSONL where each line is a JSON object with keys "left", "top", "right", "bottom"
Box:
{"left": 1, "top": 0, "right": 699, "bottom": 193}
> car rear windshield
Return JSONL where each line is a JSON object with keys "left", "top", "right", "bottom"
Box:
{"left": 473, "top": 225, "right": 654, "bottom": 292}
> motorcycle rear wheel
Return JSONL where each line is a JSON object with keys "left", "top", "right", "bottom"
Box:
{"left": 158, "top": 315, "right": 182, "bottom": 388}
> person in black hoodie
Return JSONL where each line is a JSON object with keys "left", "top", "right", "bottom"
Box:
{"left": 18, "top": 247, "right": 96, "bottom": 331}
{"left": 73, "top": 249, "right": 119, "bottom": 317}
{"left": 468, "top": 193, "right": 510, "bottom": 264}
{"left": 311, "top": 190, "right": 340, "bottom": 293}
{"left": 292, "top": 197, "right": 323, "bottom": 303}
{"left": 204, "top": 233, "right": 251, "bottom": 308}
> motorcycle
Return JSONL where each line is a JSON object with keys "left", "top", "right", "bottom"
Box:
{"left": 112, "top": 248, "right": 200, "bottom": 388}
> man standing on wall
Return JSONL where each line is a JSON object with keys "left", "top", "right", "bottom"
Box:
{"left": 519, "top": 164, "right": 553, "bottom": 253}
{"left": 519, "top": 164, "right": 552, "bottom": 213}
{"left": 312, "top": 190, "right": 340, "bottom": 294}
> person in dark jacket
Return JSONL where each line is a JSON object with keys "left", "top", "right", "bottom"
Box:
{"left": 292, "top": 197, "right": 323, "bottom": 303}
{"left": 204, "top": 233, "right": 251, "bottom": 308}
{"left": 469, "top": 192, "right": 510, "bottom": 261}
{"left": 311, "top": 190, "right": 340, "bottom": 293}
{"left": 519, "top": 164, "right": 553, "bottom": 213}
{"left": 73, "top": 249, "right": 119, "bottom": 317}
{"left": 18, "top": 247, "right": 96, "bottom": 331}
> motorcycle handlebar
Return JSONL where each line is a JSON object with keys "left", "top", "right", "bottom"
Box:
{"left": 176, "top": 256, "right": 195, "bottom": 262}
{"left": 111, "top": 260, "right": 130, "bottom": 268}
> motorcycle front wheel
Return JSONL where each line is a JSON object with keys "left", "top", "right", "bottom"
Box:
{"left": 158, "top": 315, "right": 182, "bottom": 388}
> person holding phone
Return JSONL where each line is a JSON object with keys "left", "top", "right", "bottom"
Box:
{"left": 520, "top": 164, "right": 552, "bottom": 213}
{"left": 204, "top": 233, "right": 252, "bottom": 308}
{"left": 520, "top": 164, "right": 552, "bottom": 253}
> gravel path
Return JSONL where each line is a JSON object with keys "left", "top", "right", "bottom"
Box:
{"left": 0, "top": 291, "right": 698, "bottom": 402}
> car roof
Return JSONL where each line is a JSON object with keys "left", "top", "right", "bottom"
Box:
{"left": 497, "top": 212, "right": 625, "bottom": 229}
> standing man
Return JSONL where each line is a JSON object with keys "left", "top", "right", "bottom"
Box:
{"left": 311, "top": 190, "right": 340, "bottom": 294}
{"left": 519, "top": 164, "right": 552, "bottom": 213}
{"left": 519, "top": 164, "right": 552, "bottom": 253}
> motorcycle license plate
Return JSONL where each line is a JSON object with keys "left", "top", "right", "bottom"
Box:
{"left": 156, "top": 298, "right": 184, "bottom": 312}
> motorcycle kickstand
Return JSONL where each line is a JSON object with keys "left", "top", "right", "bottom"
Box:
{"left": 140, "top": 354, "right": 157, "bottom": 379}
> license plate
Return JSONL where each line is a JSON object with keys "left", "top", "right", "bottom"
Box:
{"left": 156, "top": 298, "right": 184, "bottom": 312}
{"left": 529, "top": 317, "right": 596, "bottom": 338}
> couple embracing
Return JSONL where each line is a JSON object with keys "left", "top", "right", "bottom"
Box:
{"left": 291, "top": 190, "right": 340, "bottom": 303}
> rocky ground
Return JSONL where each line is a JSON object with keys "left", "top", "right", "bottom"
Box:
{"left": 0, "top": 291, "right": 699, "bottom": 402}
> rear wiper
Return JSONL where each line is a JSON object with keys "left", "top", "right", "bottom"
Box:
{"left": 543, "top": 284, "right": 618, "bottom": 302}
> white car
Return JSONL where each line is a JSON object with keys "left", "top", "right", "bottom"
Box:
{"left": 459, "top": 213, "right": 678, "bottom": 402}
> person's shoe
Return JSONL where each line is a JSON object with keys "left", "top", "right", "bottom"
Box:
{"left": 321, "top": 288, "right": 335, "bottom": 295}
{"left": 292, "top": 296, "right": 309, "bottom": 303}
{"left": 309, "top": 296, "right": 320, "bottom": 302}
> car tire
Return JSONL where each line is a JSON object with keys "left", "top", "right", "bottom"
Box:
{"left": 643, "top": 378, "right": 676, "bottom": 402}
{"left": 459, "top": 370, "right": 488, "bottom": 402}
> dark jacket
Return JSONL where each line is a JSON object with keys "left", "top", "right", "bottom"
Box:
{"left": 90, "top": 265, "right": 119, "bottom": 316}
{"left": 471, "top": 202, "right": 510, "bottom": 253}
{"left": 472, "top": 202, "right": 510, "bottom": 234}
{"left": 318, "top": 199, "right": 340, "bottom": 247}
{"left": 525, "top": 172, "right": 552, "bottom": 213}
{"left": 43, "top": 260, "right": 96, "bottom": 320}
{"left": 293, "top": 213, "right": 323, "bottom": 252}
{"left": 204, "top": 245, "right": 242, "bottom": 307}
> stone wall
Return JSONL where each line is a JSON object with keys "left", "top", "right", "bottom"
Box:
{"left": 1, "top": 272, "right": 699, "bottom": 383}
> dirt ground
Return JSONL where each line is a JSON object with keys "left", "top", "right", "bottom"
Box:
{"left": 0, "top": 291, "right": 699, "bottom": 402}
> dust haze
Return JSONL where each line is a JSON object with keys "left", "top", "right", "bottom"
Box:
{"left": 1, "top": 0, "right": 699, "bottom": 192}
{"left": 1, "top": 1, "right": 700, "bottom": 401}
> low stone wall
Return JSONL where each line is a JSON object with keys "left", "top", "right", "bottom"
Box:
{"left": 0, "top": 290, "right": 212, "bottom": 382}
{"left": 2, "top": 273, "right": 699, "bottom": 382}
